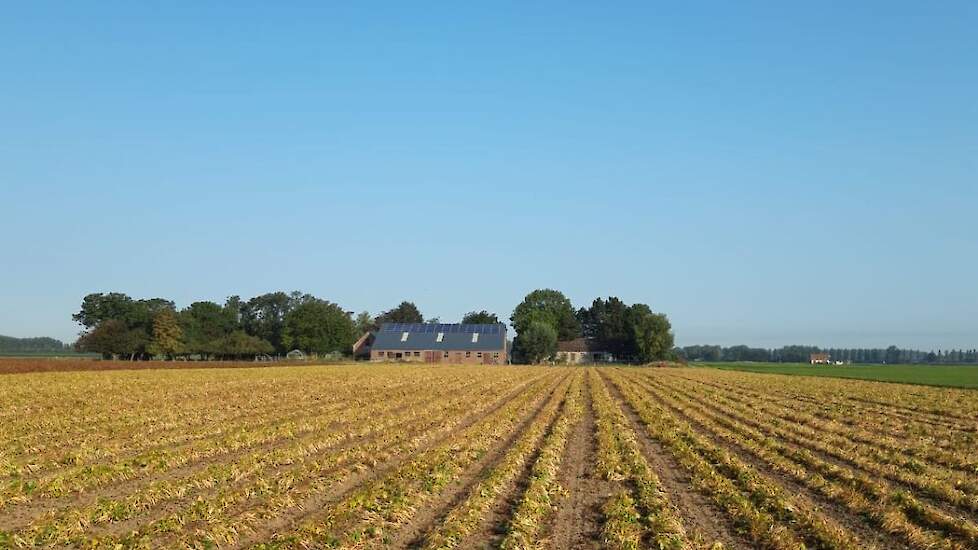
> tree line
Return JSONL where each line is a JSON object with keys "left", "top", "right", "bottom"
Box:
{"left": 71, "top": 292, "right": 509, "bottom": 361}
{"left": 510, "top": 290, "right": 674, "bottom": 364}
{"left": 0, "top": 335, "right": 71, "bottom": 354}
{"left": 679, "top": 344, "right": 978, "bottom": 365}
{"left": 68, "top": 290, "right": 676, "bottom": 364}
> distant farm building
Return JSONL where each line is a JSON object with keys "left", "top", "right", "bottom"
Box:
{"left": 370, "top": 323, "right": 508, "bottom": 364}
{"left": 810, "top": 353, "right": 831, "bottom": 365}
{"left": 556, "top": 338, "right": 614, "bottom": 364}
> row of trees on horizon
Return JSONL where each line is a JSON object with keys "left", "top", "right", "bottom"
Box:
{"left": 8, "top": 298, "right": 973, "bottom": 365}
{"left": 70, "top": 292, "right": 497, "bottom": 361}
{"left": 0, "top": 335, "right": 72, "bottom": 354}
{"left": 66, "top": 289, "right": 677, "bottom": 363}
{"left": 680, "top": 344, "right": 978, "bottom": 365}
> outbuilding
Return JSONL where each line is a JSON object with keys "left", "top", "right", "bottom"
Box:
{"left": 370, "top": 323, "right": 508, "bottom": 364}
{"left": 556, "top": 338, "right": 614, "bottom": 364}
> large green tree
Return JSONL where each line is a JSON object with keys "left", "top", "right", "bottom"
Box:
{"left": 375, "top": 301, "right": 423, "bottom": 325}
{"left": 180, "top": 301, "right": 235, "bottom": 357}
{"left": 75, "top": 319, "right": 146, "bottom": 359}
{"left": 240, "top": 291, "right": 311, "bottom": 353}
{"left": 629, "top": 304, "right": 674, "bottom": 362}
{"left": 282, "top": 299, "right": 356, "bottom": 355}
{"left": 578, "top": 297, "right": 632, "bottom": 357}
{"left": 73, "top": 293, "right": 173, "bottom": 359}
{"left": 515, "top": 321, "right": 558, "bottom": 364}
{"left": 510, "top": 289, "right": 580, "bottom": 341}
{"left": 462, "top": 310, "right": 499, "bottom": 324}
{"left": 73, "top": 293, "right": 137, "bottom": 329}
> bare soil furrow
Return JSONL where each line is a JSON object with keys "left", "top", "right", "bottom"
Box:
{"left": 598, "top": 369, "right": 751, "bottom": 550}
{"left": 549, "top": 370, "right": 608, "bottom": 550}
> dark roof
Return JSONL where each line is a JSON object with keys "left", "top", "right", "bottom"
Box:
{"left": 557, "top": 338, "right": 602, "bottom": 353}
{"left": 372, "top": 323, "right": 507, "bottom": 352}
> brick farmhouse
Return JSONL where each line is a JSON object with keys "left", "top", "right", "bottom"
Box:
{"left": 370, "top": 323, "right": 508, "bottom": 364}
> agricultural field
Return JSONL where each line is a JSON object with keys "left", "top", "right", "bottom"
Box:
{"left": 0, "top": 358, "right": 282, "bottom": 376}
{"left": 1, "top": 364, "right": 978, "bottom": 549}
{"left": 705, "top": 361, "right": 978, "bottom": 389}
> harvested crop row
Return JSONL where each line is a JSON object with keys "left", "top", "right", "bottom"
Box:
{"left": 1, "top": 374, "right": 493, "bottom": 486}
{"left": 499, "top": 371, "right": 585, "bottom": 550}
{"left": 667, "top": 371, "right": 978, "bottom": 436}
{"left": 2, "top": 371, "right": 486, "bottom": 479}
{"left": 419, "top": 374, "right": 577, "bottom": 548}
{"left": 588, "top": 370, "right": 704, "bottom": 550}
{"left": 250, "top": 372, "right": 571, "bottom": 548}
{"left": 647, "top": 374, "right": 978, "bottom": 514}
{"left": 663, "top": 372, "right": 978, "bottom": 468}
{"left": 604, "top": 369, "right": 869, "bottom": 550}
{"left": 6, "top": 374, "right": 548, "bottom": 547}
{"left": 626, "top": 371, "right": 973, "bottom": 550}
{"left": 1, "top": 368, "right": 386, "bottom": 447}
{"left": 0, "top": 372, "right": 532, "bottom": 511}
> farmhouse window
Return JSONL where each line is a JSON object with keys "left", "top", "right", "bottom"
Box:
{"left": 465, "top": 351, "right": 471, "bottom": 358}
{"left": 477, "top": 352, "right": 483, "bottom": 358}
{"left": 413, "top": 351, "right": 420, "bottom": 357}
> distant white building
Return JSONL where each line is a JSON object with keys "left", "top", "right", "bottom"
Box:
{"left": 810, "top": 353, "right": 831, "bottom": 365}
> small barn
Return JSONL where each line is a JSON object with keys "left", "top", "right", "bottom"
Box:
{"left": 370, "top": 323, "right": 508, "bottom": 365}
{"left": 556, "top": 338, "right": 614, "bottom": 364}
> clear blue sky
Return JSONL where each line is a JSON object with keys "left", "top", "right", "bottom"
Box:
{"left": 2, "top": 2, "right": 976, "bottom": 349}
